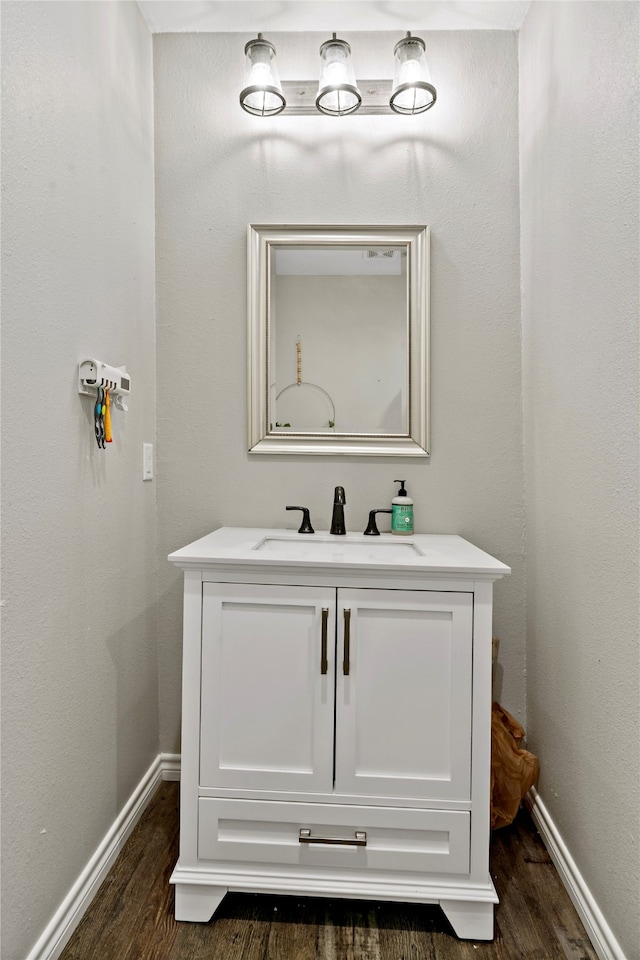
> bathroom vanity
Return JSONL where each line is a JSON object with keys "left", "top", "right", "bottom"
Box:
{"left": 168, "top": 527, "right": 510, "bottom": 940}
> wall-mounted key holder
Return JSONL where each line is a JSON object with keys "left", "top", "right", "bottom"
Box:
{"left": 78, "top": 358, "right": 131, "bottom": 411}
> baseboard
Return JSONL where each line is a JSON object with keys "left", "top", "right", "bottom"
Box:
{"left": 25, "top": 753, "right": 181, "bottom": 960}
{"left": 161, "top": 752, "right": 181, "bottom": 780}
{"left": 526, "top": 787, "right": 627, "bottom": 960}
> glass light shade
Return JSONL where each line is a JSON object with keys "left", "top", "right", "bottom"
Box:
{"left": 390, "top": 33, "right": 437, "bottom": 115}
{"left": 240, "top": 35, "right": 286, "bottom": 117}
{"left": 316, "top": 35, "right": 361, "bottom": 116}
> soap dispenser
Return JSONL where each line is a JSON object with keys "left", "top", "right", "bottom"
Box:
{"left": 391, "top": 480, "right": 414, "bottom": 536}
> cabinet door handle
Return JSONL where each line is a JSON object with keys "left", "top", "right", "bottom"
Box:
{"left": 299, "top": 828, "right": 366, "bottom": 847}
{"left": 321, "top": 607, "right": 329, "bottom": 675}
{"left": 343, "top": 608, "right": 351, "bottom": 675}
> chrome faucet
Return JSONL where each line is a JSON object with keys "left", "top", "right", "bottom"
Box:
{"left": 330, "top": 486, "right": 346, "bottom": 535}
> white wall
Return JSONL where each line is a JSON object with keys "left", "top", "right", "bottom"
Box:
{"left": 0, "top": 3, "right": 158, "bottom": 958}
{"left": 519, "top": 3, "right": 640, "bottom": 958}
{"left": 154, "top": 30, "right": 526, "bottom": 751}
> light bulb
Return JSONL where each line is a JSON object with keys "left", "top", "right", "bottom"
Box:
{"left": 249, "top": 62, "right": 272, "bottom": 88}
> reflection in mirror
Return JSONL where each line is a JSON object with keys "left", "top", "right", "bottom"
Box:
{"left": 270, "top": 245, "right": 407, "bottom": 435}
{"left": 248, "top": 225, "right": 430, "bottom": 456}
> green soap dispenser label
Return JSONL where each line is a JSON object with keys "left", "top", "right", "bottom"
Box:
{"left": 392, "top": 503, "right": 414, "bottom": 533}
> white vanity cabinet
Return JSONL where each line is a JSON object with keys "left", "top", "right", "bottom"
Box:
{"left": 169, "top": 528, "right": 510, "bottom": 941}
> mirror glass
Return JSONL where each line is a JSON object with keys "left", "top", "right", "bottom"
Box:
{"left": 248, "top": 225, "right": 430, "bottom": 456}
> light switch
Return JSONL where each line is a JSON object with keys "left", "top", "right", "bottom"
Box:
{"left": 143, "top": 443, "right": 154, "bottom": 481}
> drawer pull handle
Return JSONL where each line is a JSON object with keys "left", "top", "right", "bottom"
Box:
{"left": 343, "top": 608, "right": 351, "bottom": 675}
{"left": 321, "top": 608, "right": 329, "bottom": 675}
{"left": 299, "top": 828, "right": 367, "bottom": 847}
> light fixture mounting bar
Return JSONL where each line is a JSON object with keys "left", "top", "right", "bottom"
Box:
{"left": 280, "top": 79, "right": 393, "bottom": 116}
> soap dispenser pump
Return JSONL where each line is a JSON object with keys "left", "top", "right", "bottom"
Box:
{"left": 391, "top": 480, "right": 414, "bottom": 536}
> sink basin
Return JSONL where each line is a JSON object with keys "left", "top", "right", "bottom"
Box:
{"left": 253, "top": 536, "right": 423, "bottom": 562}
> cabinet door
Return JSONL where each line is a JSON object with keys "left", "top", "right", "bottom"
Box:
{"left": 200, "top": 583, "right": 336, "bottom": 792}
{"left": 335, "top": 589, "right": 473, "bottom": 801}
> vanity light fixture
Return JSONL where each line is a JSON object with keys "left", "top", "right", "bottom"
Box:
{"left": 316, "top": 34, "right": 361, "bottom": 116}
{"left": 239, "top": 34, "right": 286, "bottom": 117}
{"left": 239, "top": 33, "right": 436, "bottom": 118}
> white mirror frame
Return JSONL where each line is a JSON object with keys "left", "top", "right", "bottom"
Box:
{"left": 247, "top": 224, "right": 430, "bottom": 456}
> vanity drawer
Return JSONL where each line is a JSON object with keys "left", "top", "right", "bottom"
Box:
{"left": 198, "top": 798, "right": 470, "bottom": 875}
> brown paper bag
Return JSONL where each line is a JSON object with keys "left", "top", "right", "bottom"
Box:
{"left": 491, "top": 702, "right": 539, "bottom": 829}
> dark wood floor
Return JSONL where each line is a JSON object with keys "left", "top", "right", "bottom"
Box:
{"left": 60, "top": 781, "right": 597, "bottom": 960}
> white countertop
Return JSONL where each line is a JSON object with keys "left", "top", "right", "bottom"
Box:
{"left": 168, "top": 527, "right": 511, "bottom": 579}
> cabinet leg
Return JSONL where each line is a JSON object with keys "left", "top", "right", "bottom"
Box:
{"left": 440, "top": 900, "right": 494, "bottom": 941}
{"left": 174, "top": 883, "right": 228, "bottom": 922}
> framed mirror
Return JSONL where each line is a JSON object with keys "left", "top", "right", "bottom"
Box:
{"left": 248, "top": 224, "right": 430, "bottom": 456}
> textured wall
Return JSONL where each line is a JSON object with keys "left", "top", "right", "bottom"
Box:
{"left": 154, "top": 30, "right": 526, "bottom": 752}
{"left": 519, "top": 3, "right": 640, "bottom": 958}
{"left": 1, "top": 3, "right": 158, "bottom": 958}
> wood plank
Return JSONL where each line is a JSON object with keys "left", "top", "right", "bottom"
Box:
{"left": 325, "top": 902, "right": 382, "bottom": 960}
{"left": 491, "top": 811, "right": 597, "bottom": 960}
{"left": 265, "top": 895, "right": 326, "bottom": 960}
{"left": 60, "top": 784, "right": 599, "bottom": 960}
{"left": 166, "top": 895, "right": 272, "bottom": 960}
{"left": 59, "top": 783, "right": 179, "bottom": 960}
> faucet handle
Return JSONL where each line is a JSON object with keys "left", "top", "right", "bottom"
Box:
{"left": 363, "top": 508, "right": 392, "bottom": 536}
{"left": 286, "top": 506, "right": 315, "bottom": 534}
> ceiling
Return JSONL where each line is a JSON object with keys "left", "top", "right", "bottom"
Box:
{"left": 137, "top": 1, "right": 531, "bottom": 34}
